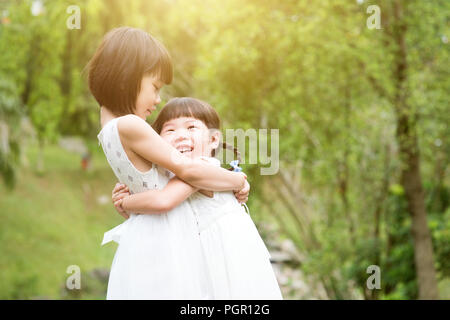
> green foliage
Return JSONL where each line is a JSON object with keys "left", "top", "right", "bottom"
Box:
{"left": 0, "top": 0, "right": 448, "bottom": 299}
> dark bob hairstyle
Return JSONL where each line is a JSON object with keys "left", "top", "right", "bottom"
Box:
{"left": 87, "top": 27, "right": 172, "bottom": 116}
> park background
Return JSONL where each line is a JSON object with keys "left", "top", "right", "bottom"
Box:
{"left": 0, "top": 0, "right": 448, "bottom": 299}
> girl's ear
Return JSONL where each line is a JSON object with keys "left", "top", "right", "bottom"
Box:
{"left": 210, "top": 129, "right": 221, "bottom": 150}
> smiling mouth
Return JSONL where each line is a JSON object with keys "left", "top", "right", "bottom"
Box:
{"left": 177, "top": 146, "right": 194, "bottom": 153}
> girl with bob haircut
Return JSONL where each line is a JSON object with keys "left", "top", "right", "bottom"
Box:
{"left": 112, "top": 97, "right": 283, "bottom": 299}
{"left": 89, "top": 27, "right": 249, "bottom": 299}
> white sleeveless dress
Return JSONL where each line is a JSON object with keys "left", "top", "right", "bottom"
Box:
{"left": 187, "top": 157, "right": 283, "bottom": 300}
{"left": 97, "top": 115, "right": 211, "bottom": 299}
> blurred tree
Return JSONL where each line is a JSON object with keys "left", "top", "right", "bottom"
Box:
{"left": 361, "top": 0, "right": 449, "bottom": 299}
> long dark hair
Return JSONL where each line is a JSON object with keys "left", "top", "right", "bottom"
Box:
{"left": 152, "top": 97, "right": 240, "bottom": 162}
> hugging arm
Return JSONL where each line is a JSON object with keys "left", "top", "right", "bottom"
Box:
{"left": 112, "top": 177, "right": 218, "bottom": 215}
{"left": 118, "top": 115, "right": 246, "bottom": 192}
{"left": 115, "top": 177, "right": 198, "bottom": 214}
{"left": 112, "top": 178, "right": 249, "bottom": 217}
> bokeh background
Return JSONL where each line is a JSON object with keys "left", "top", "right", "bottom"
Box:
{"left": 0, "top": 0, "right": 448, "bottom": 300}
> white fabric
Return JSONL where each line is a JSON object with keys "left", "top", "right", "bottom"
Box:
{"left": 188, "top": 157, "right": 283, "bottom": 300}
{"left": 97, "top": 116, "right": 211, "bottom": 299}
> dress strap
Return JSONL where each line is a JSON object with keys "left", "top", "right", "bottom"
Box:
{"left": 242, "top": 203, "right": 250, "bottom": 215}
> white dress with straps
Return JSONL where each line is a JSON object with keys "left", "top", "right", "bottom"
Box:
{"left": 97, "top": 115, "right": 211, "bottom": 299}
{"left": 187, "top": 157, "right": 283, "bottom": 300}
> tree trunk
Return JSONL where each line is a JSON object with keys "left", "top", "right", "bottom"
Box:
{"left": 392, "top": 0, "right": 439, "bottom": 300}
{"left": 401, "top": 144, "right": 439, "bottom": 299}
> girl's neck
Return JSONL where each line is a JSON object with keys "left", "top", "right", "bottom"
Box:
{"left": 100, "top": 106, "right": 118, "bottom": 128}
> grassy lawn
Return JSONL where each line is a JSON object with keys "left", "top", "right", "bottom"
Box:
{"left": 0, "top": 142, "right": 123, "bottom": 299}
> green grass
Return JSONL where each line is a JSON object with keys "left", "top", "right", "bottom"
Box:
{"left": 0, "top": 143, "right": 123, "bottom": 299}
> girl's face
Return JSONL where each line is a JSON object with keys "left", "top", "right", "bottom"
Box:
{"left": 135, "top": 74, "right": 164, "bottom": 120}
{"left": 160, "top": 117, "right": 220, "bottom": 159}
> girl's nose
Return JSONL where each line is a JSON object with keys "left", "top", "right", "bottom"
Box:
{"left": 155, "top": 94, "right": 161, "bottom": 105}
{"left": 174, "top": 128, "right": 189, "bottom": 142}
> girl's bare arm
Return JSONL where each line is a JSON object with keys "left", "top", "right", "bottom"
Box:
{"left": 116, "top": 177, "right": 198, "bottom": 214}
{"left": 118, "top": 115, "right": 246, "bottom": 192}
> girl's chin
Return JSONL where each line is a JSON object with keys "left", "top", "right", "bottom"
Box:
{"left": 182, "top": 151, "right": 203, "bottom": 159}
{"left": 193, "top": 154, "right": 211, "bottom": 159}
{"left": 182, "top": 151, "right": 194, "bottom": 158}
{"left": 138, "top": 110, "right": 152, "bottom": 119}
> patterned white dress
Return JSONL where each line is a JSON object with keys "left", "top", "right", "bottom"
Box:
{"left": 97, "top": 115, "right": 211, "bottom": 299}
{"left": 187, "top": 157, "right": 283, "bottom": 300}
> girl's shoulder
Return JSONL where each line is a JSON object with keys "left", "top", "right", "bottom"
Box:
{"left": 116, "top": 114, "right": 153, "bottom": 140}
{"left": 116, "top": 114, "right": 147, "bottom": 129}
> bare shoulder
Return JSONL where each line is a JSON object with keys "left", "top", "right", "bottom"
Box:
{"left": 117, "top": 114, "right": 154, "bottom": 140}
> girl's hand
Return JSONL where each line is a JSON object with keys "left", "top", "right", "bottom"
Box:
{"left": 234, "top": 178, "right": 250, "bottom": 204}
{"left": 199, "top": 189, "right": 214, "bottom": 198}
{"left": 112, "top": 183, "right": 130, "bottom": 219}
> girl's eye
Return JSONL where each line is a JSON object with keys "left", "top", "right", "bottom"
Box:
{"left": 188, "top": 125, "right": 196, "bottom": 130}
